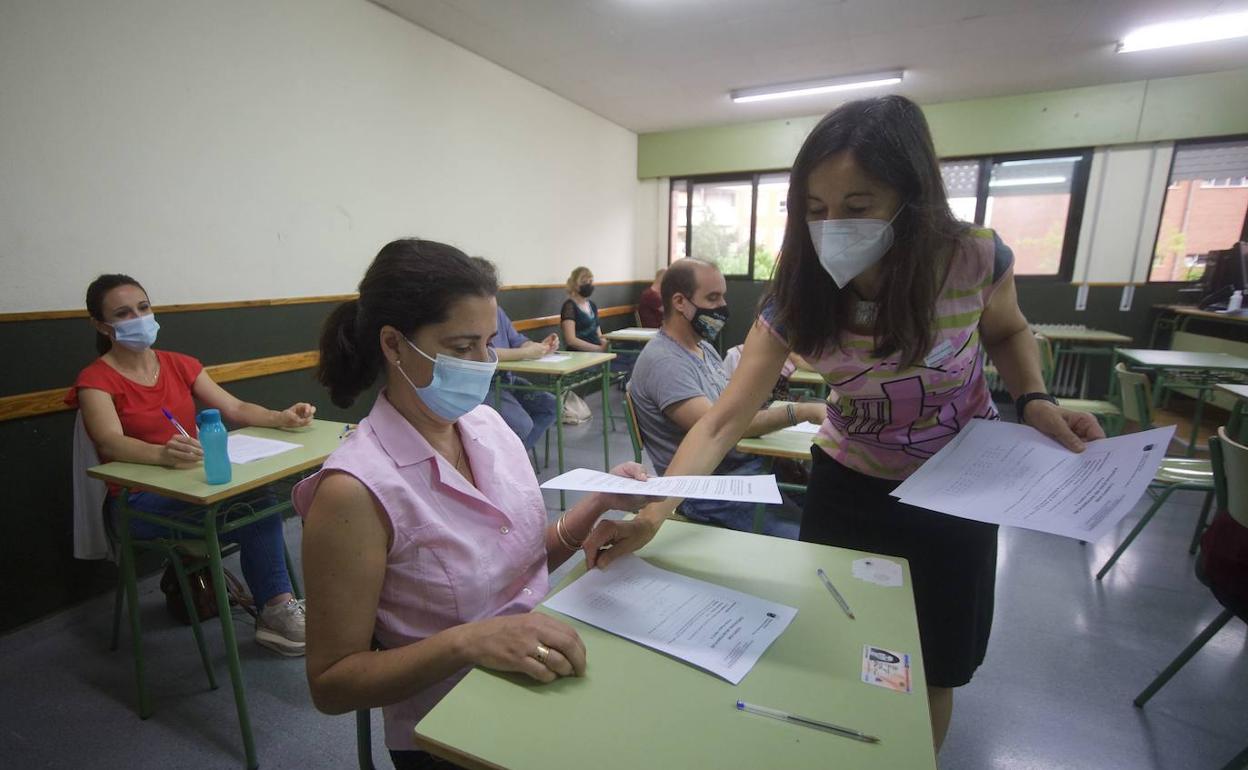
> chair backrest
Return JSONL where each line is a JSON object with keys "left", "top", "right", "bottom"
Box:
{"left": 1216, "top": 427, "right": 1248, "bottom": 528}
{"left": 72, "top": 411, "right": 113, "bottom": 561}
{"left": 623, "top": 385, "right": 645, "bottom": 465}
{"left": 1034, "top": 334, "right": 1055, "bottom": 388}
{"left": 633, "top": 310, "right": 642, "bottom": 328}
{"left": 1114, "top": 362, "right": 1154, "bottom": 428}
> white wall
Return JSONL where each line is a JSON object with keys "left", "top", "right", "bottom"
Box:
{"left": 632, "top": 177, "right": 669, "bottom": 279}
{"left": 1072, "top": 142, "right": 1174, "bottom": 284}
{"left": 0, "top": 0, "right": 641, "bottom": 312}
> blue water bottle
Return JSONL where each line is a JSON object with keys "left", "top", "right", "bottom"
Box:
{"left": 197, "top": 409, "right": 232, "bottom": 485}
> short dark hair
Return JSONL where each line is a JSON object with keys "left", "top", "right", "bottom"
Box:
{"left": 317, "top": 239, "right": 498, "bottom": 407}
{"left": 761, "top": 95, "right": 966, "bottom": 367}
{"left": 85, "top": 273, "right": 146, "bottom": 355}
{"left": 661, "top": 258, "right": 717, "bottom": 318}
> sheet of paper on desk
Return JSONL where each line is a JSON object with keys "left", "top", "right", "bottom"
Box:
{"left": 890, "top": 420, "right": 1175, "bottom": 542}
{"left": 535, "top": 354, "right": 570, "bottom": 363}
{"left": 227, "top": 434, "right": 302, "bottom": 464}
{"left": 544, "top": 555, "right": 796, "bottom": 684}
{"left": 540, "top": 468, "right": 782, "bottom": 504}
{"left": 784, "top": 422, "right": 822, "bottom": 434}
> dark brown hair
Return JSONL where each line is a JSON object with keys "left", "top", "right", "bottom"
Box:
{"left": 85, "top": 273, "right": 146, "bottom": 355}
{"left": 317, "top": 239, "right": 497, "bottom": 408}
{"left": 762, "top": 95, "right": 965, "bottom": 366}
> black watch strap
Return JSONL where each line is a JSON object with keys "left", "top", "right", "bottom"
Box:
{"left": 1015, "top": 392, "right": 1058, "bottom": 424}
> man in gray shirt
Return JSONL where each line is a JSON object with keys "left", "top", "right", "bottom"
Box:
{"left": 628, "top": 258, "right": 824, "bottom": 536}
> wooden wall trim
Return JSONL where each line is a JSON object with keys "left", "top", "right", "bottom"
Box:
{"left": 513, "top": 304, "right": 636, "bottom": 332}
{"left": 0, "top": 304, "right": 638, "bottom": 421}
{"left": 0, "top": 350, "right": 321, "bottom": 423}
{"left": 0, "top": 281, "right": 647, "bottom": 322}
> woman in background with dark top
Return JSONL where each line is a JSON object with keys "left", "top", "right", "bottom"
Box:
{"left": 560, "top": 266, "right": 607, "bottom": 352}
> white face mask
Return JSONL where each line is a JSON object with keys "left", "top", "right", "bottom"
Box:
{"left": 808, "top": 206, "right": 904, "bottom": 289}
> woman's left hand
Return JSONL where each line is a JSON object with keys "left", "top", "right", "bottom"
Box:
{"left": 278, "top": 402, "right": 317, "bottom": 428}
{"left": 594, "top": 462, "right": 651, "bottom": 513}
{"left": 1021, "top": 400, "right": 1104, "bottom": 452}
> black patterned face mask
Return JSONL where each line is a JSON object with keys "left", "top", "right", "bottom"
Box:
{"left": 688, "top": 303, "right": 729, "bottom": 341}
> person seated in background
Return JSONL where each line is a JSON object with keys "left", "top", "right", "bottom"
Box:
{"left": 560, "top": 266, "right": 607, "bottom": 352}
{"left": 725, "top": 346, "right": 823, "bottom": 405}
{"left": 66, "top": 273, "right": 314, "bottom": 656}
{"left": 469, "top": 257, "right": 559, "bottom": 451}
{"left": 296, "top": 239, "right": 647, "bottom": 769}
{"left": 628, "top": 258, "right": 824, "bottom": 537}
{"left": 637, "top": 267, "right": 666, "bottom": 328}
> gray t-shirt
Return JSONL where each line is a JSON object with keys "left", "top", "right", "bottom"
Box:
{"left": 628, "top": 330, "right": 752, "bottom": 477}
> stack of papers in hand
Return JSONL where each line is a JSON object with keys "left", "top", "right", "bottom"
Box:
{"left": 891, "top": 420, "right": 1175, "bottom": 542}
{"left": 540, "top": 468, "right": 782, "bottom": 504}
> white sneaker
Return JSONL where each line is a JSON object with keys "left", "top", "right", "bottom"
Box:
{"left": 255, "top": 598, "right": 306, "bottom": 657}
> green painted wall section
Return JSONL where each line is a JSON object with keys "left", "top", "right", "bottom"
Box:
{"left": 638, "top": 67, "right": 1248, "bottom": 178}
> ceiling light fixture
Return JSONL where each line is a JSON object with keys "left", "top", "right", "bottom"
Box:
{"left": 988, "top": 176, "right": 1068, "bottom": 188}
{"left": 730, "top": 70, "right": 904, "bottom": 104}
{"left": 1117, "top": 11, "right": 1248, "bottom": 53}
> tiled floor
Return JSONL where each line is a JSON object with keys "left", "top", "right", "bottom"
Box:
{"left": 1, "top": 391, "right": 1244, "bottom": 769}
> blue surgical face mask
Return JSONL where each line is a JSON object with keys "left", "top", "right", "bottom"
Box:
{"left": 393, "top": 338, "right": 498, "bottom": 422}
{"left": 808, "top": 205, "right": 904, "bottom": 289}
{"left": 110, "top": 314, "right": 160, "bottom": 351}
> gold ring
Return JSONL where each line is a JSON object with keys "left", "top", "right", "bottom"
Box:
{"left": 534, "top": 644, "right": 551, "bottom": 664}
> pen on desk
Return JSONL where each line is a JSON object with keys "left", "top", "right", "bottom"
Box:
{"left": 816, "top": 568, "right": 855, "bottom": 620}
{"left": 161, "top": 408, "right": 191, "bottom": 439}
{"left": 338, "top": 424, "right": 356, "bottom": 439}
{"left": 736, "top": 701, "right": 878, "bottom": 743}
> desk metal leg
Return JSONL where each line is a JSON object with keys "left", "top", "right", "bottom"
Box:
{"left": 1187, "top": 386, "right": 1209, "bottom": 457}
{"left": 204, "top": 506, "right": 258, "bottom": 770}
{"left": 600, "top": 363, "right": 611, "bottom": 471}
{"left": 117, "top": 493, "right": 151, "bottom": 720}
{"left": 554, "top": 382, "right": 567, "bottom": 511}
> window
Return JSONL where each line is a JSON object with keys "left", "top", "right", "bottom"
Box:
{"left": 938, "top": 150, "right": 1091, "bottom": 279}
{"left": 1148, "top": 138, "right": 1248, "bottom": 282}
{"left": 669, "top": 172, "right": 788, "bottom": 279}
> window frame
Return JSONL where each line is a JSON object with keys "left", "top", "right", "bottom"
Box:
{"left": 668, "top": 169, "right": 790, "bottom": 280}
{"left": 1146, "top": 134, "right": 1248, "bottom": 285}
{"left": 941, "top": 147, "right": 1093, "bottom": 283}
{"left": 670, "top": 148, "right": 1094, "bottom": 282}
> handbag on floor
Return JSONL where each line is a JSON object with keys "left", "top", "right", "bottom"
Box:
{"left": 561, "top": 391, "right": 592, "bottom": 425}
{"left": 159, "top": 557, "right": 254, "bottom": 625}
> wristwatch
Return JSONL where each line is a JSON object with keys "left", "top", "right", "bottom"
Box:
{"left": 1015, "top": 392, "right": 1058, "bottom": 425}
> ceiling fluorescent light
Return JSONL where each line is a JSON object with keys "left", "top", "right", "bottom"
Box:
{"left": 1117, "top": 11, "right": 1248, "bottom": 53}
{"left": 731, "top": 70, "right": 904, "bottom": 104}
{"left": 989, "top": 176, "right": 1067, "bottom": 188}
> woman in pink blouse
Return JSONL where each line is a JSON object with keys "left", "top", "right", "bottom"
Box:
{"left": 295, "top": 239, "right": 646, "bottom": 770}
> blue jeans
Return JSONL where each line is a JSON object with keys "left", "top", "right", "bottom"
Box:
{"left": 495, "top": 377, "right": 557, "bottom": 450}
{"left": 677, "top": 459, "right": 801, "bottom": 539}
{"left": 114, "top": 490, "right": 293, "bottom": 607}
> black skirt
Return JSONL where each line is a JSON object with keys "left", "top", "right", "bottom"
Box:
{"left": 801, "top": 448, "right": 998, "bottom": 688}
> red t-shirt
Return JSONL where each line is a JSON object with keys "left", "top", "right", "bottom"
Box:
{"left": 65, "top": 350, "right": 204, "bottom": 459}
{"left": 638, "top": 287, "right": 663, "bottom": 328}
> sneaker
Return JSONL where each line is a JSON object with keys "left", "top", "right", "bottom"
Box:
{"left": 255, "top": 598, "right": 306, "bottom": 657}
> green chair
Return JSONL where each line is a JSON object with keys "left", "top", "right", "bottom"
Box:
{"left": 622, "top": 385, "right": 644, "bottom": 465}
{"left": 1132, "top": 427, "right": 1248, "bottom": 770}
{"left": 1095, "top": 364, "right": 1214, "bottom": 579}
{"left": 1034, "top": 335, "right": 1123, "bottom": 434}
{"left": 112, "top": 492, "right": 303, "bottom": 770}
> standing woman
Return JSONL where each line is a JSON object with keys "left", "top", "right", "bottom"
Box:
{"left": 559, "top": 267, "right": 608, "bottom": 352}
{"left": 581, "top": 96, "right": 1104, "bottom": 750}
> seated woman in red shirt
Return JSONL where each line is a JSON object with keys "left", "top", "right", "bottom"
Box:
{"left": 67, "top": 273, "right": 315, "bottom": 656}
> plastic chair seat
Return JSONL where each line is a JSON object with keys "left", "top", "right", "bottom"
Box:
{"left": 1060, "top": 398, "right": 1121, "bottom": 416}
{"left": 1155, "top": 458, "right": 1213, "bottom": 485}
